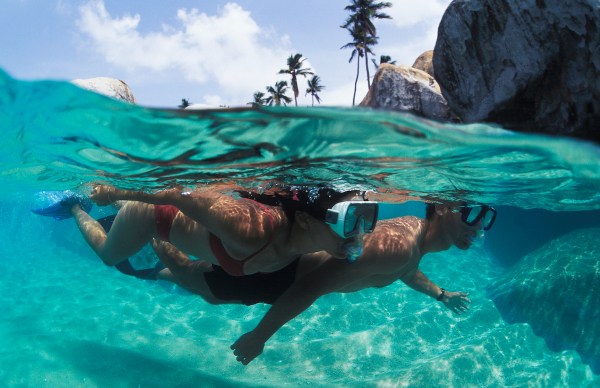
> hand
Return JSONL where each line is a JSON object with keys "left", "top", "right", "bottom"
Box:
{"left": 90, "top": 185, "right": 116, "bottom": 206}
{"left": 231, "top": 331, "right": 266, "bottom": 365}
{"left": 443, "top": 291, "right": 471, "bottom": 314}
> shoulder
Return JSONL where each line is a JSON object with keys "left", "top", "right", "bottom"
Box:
{"left": 365, "top": 218, "right": 423, "bottom": 253}
{"left": 360, "top": 217, "right": 425, "bottom": 272}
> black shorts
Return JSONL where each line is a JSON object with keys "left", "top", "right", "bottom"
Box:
{"left": 204, "top": 258, "right": 300, "bottom": 306}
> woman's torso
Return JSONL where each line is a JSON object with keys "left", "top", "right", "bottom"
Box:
{"left": 168, "top": 202, "right": 299, "bottom": 275}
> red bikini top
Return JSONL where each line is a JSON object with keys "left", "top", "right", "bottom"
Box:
{"left": 210, "top": 200, "right": 275, "bottom": 276}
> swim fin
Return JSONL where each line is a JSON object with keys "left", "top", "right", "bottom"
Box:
{"left": 31, "top": 191, "right": 93, "bottom": 220}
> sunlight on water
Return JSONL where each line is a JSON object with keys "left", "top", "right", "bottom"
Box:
{"left": 1, "top": 70, "right": 599, "bottom": 386}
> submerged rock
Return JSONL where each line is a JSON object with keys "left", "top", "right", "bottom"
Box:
{"left": 360, "top": 63, "right": 451, "bottom": 121}
{"left": 71, "top": 77, "right": 136, "bottom": 103}
{"left": 434, "top": 0, "right": 600, "bottom": 142}
{"left": 487, "top": 228, "right": 600, "bottom": 373}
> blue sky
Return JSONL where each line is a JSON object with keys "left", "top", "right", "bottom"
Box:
{"left": 1, "top": 0, "right": 450, "bottom": 107}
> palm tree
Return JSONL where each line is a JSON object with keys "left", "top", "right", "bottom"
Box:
{"left": 178, "top": 98, "right": 191, "bottom": 109}
{"left": 279, "top": 53, "right": 314, "bottom": 106}
{"left": 247, "top": 91, "right": 267, "bottom": 107}
{"left": 341, "top": 0, "right": 392, "bottom": 88}
{"left": 265, "top": 81, "right": 292, "bottom": 106}
{"left": 341, "top": 24, "right": 366, "bottom": 106}
{"left": 305, "top": 75, "right": 325, "bottom": 106}
{"left": 371, "top": 54, "right": 396, "bottom": 69}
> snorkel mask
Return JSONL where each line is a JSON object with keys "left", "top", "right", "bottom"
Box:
{"left": 456, "top": 204, "right": 497, "bottom": 231}
{"left": 324, "top": 201, "right": 379, "bottom": 239}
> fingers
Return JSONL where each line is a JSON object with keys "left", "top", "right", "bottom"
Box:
{"left": 452, "top": 304, "right": 470, "bottom": 314}
{"left": 449, "top": 292, "right": 471, "bottom": 315}
{"left": 236, "top": 355, "right": 251, "bottom": 365}
{"left": 230, "top": 344, "right": 253, "bottom": 366}
{"left": 461, "top": 292, "right": 471, "bottom": 302}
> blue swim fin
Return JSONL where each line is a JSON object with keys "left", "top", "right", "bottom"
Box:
{"left": 31, "top": 191, "right": 93, "bottom": 221}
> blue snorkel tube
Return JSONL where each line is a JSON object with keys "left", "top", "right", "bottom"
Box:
{"left": 343, "top": 201, "right": 427, "bottom": 263}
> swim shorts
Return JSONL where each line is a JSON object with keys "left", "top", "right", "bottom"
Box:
{"left": 203, "top": 258, "right": 300, "bottom": 305}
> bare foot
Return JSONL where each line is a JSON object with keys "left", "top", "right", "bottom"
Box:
{"left": 90, "top": 185, "right": 116, "bottom": 206}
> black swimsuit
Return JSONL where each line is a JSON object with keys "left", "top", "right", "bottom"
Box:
{"left": 203, "top": 258, "right": 300, "bottom": 305}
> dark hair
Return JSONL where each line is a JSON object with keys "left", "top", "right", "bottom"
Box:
{"left": 425, "top": 203, "right": 436, "bottom": 220}
{"left": 236, "top": 186, "right": 362, "bottom": 222}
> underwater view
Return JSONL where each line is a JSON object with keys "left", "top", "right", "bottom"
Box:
{"left": 1, "top": 70, "right": 600, "bottom": 387}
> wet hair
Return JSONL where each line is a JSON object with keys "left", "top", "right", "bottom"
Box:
{"left": 236, "top": 186, "right": 363, "bottom": 222}
{"left": 425, "top": 203, "right": 436, "bottom": 220}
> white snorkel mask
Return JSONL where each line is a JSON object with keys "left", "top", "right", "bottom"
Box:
{"left": 324, "top": 201, "right": 379, "bottom": 239}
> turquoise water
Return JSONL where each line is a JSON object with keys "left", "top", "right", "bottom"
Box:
{"left": 1, "top": 69, "right": 600, "bottom": 386}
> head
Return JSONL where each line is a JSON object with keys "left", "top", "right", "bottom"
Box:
{"left": 237, "top": 186, "right": 374, "bottom": 260}
{"left": 237, "top": 186, "right": 364, "bottom": 221}
{"left": 277, "top": 186, "right": 370, "bottom": 260}
{"left": 427, "top": 202, "right": 496, "bottom": 250}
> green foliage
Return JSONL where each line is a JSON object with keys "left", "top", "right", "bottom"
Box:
{"left": 371, "top": 54, "right": 396, "bottom": 69}
{"left": 340, "top": 0, "right": 392, "bottom": 105}
{"left": 178, "top": 98, "right": 191, "bottom": 109}
{"left": 306, "top": 75, "right": 325, "bottom": 106}
{"left": 248, "top": 91, "right": 267, "bottom": 107}
{"left": 265, "top": 81, "right": 293, "bottom": 106}
{"left": 279, "top": 53, "right": 314, "bottom": 106}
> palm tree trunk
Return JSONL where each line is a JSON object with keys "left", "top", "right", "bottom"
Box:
{"left": 292, "top": 77, "right": 299, "bottom": 107}
{"left": 353, "top": 57, "right": 360, "bottom": 106}
{"left": 365, "top": 52, "right": 371, "bottom": 89}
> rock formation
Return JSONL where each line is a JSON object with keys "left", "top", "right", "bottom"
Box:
{"left": 71, "top": 77, "right": 136, "bottom": 103}
{"left": 487, "top": 227, "right": 600, "bottom": 374}
{"left": 412, "top": 50, "right": 434, "bottom": 78}
{"left": 434, "top": 0, "right": 600, "bottom": 141}
{"left": 359, "top": 63, "right": 451, "bottom": 121}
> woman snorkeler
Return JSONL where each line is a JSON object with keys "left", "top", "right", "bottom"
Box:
{"left": 62, "top": 184, "right": 378, "bottom": 276}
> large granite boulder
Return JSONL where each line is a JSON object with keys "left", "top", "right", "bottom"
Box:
{"left": 486, "top": 227, "right": 600, "bottom": 373}
{"left": 412, "top": 50, "right": 435, "bottom": 78}
{"left": 434, "top": 0, "right": 600, "bottom": 141}
{"left": 360, "top": 63, "right": 451, "bottom": 121}
{"left": 71, "top": 77, "right": 136, "bottom": 103}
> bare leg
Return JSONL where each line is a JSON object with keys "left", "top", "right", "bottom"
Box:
{"left": 91, "top": 185, "right": 233, "bottom": 235}
{"left": 151, "top": 239, "right": 223, "bottom": 304}
{"left": 71, "top": 201, "right": 156, "bottom": 266}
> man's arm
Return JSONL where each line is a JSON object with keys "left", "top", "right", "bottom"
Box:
{"left": 230, "top": 256, "right": 375, "bottom": 365}
{"left": 400, "top": 269, "right": 471, "bottom": 314}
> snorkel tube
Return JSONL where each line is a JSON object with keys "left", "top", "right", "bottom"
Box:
{"left": 341, "top": 201, "right": 428, "bottom": 263}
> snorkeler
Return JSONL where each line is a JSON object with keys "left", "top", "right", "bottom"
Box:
{"left": 38, "top": 184, "right": 378, "bottom": 275}
{"left": 146, "top": 202, "right": 496, "bottom": 364}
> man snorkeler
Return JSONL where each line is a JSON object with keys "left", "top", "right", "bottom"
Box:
{"left": 146, "top": 201, "right": 496, "bottom": 365}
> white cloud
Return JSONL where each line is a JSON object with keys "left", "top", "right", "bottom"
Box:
{"left": 322, "top": 81, "right": 369, "bottom": 107}
{"left": 385, "top": 0, "right": 450, "bottom": 28}
{"left": 77, "top": 1, "right": 291, "bottom": 105}
{"left": 375, "top": 0, "right": 450, "bottom": 67}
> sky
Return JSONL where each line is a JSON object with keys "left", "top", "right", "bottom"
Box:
{"left": 0, "top": 0, "right": 451, "bottom": 108}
